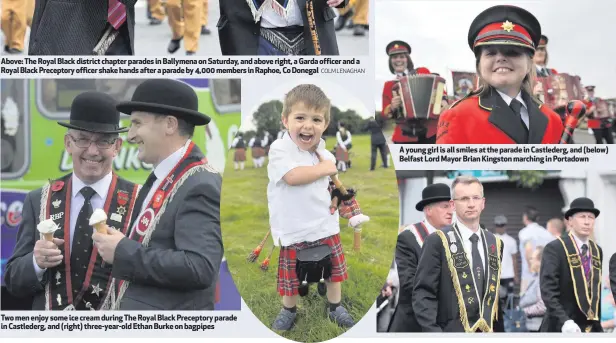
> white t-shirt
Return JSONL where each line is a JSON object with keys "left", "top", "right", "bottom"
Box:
{"left": 495, "top": 233, "right": 518, "bottom": 279}
{"left": 267, "top": 133, "right": 339, "bottom": 246}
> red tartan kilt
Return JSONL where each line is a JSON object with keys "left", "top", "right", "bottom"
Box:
{"left": 234, "top": 148, "right": 246, "bottom": 162}
{"left": 335, "top": 145, "right": 349, "bottom": 162}
{"left": 277, "top": 234, "right": 348, "bottom": 296}
{"left": 252, "top": 147, "right": 265, "bottom": 158}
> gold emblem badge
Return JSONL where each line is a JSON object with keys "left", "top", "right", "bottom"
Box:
{"left": 462, "top": 272, "right": 468, "bottom": 279}
{"left": 489, "top": 284, "right": 496, "bottom": 292}
{"left": 491, "top": 274, "right": 496, "bottom": 281}
{"left": 501, "top": 20, "right": 515, "bottom": 32}
{"left": 394, "top": 44, "right": 399, "bottom": 49}
{"left": 468, "top": 297, "right": 474, "bottom": 304}
{"left": 465, "top": 284, "right": 471, "bottom": 293}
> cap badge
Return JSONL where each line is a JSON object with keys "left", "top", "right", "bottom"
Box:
{"left": 501, "top": 20, "right": 515, "bottom": 32}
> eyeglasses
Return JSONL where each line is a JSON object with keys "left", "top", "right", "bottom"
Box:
{"left": 453, "top": 196, "right": 484, "bottom": 203}
{"left": 67, "top": 135, "right": 117, "bottom": 149}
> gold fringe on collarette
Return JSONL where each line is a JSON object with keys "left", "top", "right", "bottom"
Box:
{"left": 103, "top": 163, "right": 218, "bottom": 310}
{"left": 436, "top": 230, "right": 499, "bottom": 332}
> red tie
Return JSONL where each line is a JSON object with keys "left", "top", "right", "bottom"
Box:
{"left": 108, "top": 0, "right": 127, "bottom": 30}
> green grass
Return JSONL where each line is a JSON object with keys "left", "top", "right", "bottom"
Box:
{"left": 221, "top": 134, "right": 399, "bottom": 342}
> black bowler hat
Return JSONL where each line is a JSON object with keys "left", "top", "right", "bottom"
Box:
{"left": 564, "top": 197, "right": 600, "bottom": 219}
{"left": 468, "top": 5, "right": 541, "bottom": 53}
{"left": 57, "top": 91, "right": 128, "bottom": 134}
{"left": 117, "top": 79, "right": 211, "bottom": 126}
{"left": 416, "top": 183, "right": 451, "bottom": 211}
{"left": 386, "top": 40, "right": 411, "bottom": 56}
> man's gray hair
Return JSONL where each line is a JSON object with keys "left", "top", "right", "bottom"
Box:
{"left": 451, "top": 175, "right": 484, "bottom": 198}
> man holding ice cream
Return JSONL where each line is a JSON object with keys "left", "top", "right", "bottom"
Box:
{"left": 3, "top": 92, "right": 139, "bottom": 311}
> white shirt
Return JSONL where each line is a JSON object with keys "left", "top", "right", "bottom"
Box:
{"left": 336, "top": 130, "right": 352, "bottom": 147}
{"left": 495, "top": 233, "right": 518, "bottom": 279}
{"left": 130, "top": 140, "right": 190, "bottom": 235}
{"left": 33, "top": 172, "right": 113, "bottom": 280}
{"left": 267, "top": 133, "right": 338, "bottom": 246}
{"left": 277, "top": 130, "right": 286, "bottom": 140}
{"left": 519, "top": 222, "right": 554, "bottom": 279}
{"left": 456, "top": 220, "right": 486, "bottom": 273}
{"left": 423, "top": 219, "right": 437, "bottom": 234}
{"left": 248, "top": 137, "right": 255, "bottom": 148}
{"left": 261, "top": 135, "right": 270, "bottom": 147}
{"left": 496, "top": 90, "right": 530, "bottom": 129}
{"left": 261, "top": 0, "right": 303, "bottom": 28}
{"left": 231, "top": 137, "right": 241, "bottom": 148}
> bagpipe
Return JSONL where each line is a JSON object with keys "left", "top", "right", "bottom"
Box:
{"left": 246, "top": 174, "right": 366, "bottom": 296}
{"left": 560, "top": 100, "right": 588, "bottom": 144}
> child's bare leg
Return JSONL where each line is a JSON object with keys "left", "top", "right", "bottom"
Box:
{"left": 325, "top": 281, "right": 341, "bottom": 304}
{"left": 282, "top": 295, "right": 298, "bottom": 308}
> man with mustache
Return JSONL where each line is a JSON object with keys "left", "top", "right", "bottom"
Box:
{"left": 381, "top": 40, "right": 439, "bottom": 144}
{"left": 540, "top": 197, "right": 603, "bottom": 333}
{"left": 388, "top": 183, "right": 453, "bottom": 332}
{"left": 4, "top": 92, "right": 139, "bottom": 310}
{"left": 92, "top": 79, "right": 223, "bottom": 310}
{"left": 413, "top": 176, "right": 504, "bottom": 332}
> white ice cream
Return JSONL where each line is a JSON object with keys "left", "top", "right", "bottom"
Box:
{"left": 89, "top": 209, "right": 107, "bottom": 225}
{"left": 37, "top": 219, "right": 59, "bottom": 234}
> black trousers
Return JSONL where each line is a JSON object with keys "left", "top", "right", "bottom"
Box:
{"left": 593, "top": 128, "right": 614, "bottom": 144}
{"left": 371, "top": 143, "right": 388, "bottom": 170}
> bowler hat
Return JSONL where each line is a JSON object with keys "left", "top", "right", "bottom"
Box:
{"left": 564, "top": 197, "right": 600, "bottom": 219}
{"left": 416, "top": 183, "right": 451, "bottom": 211}
{"left": 57, "top": 91, "right": 128, "bottom": 134}
{"left": 468, "top": 5, "right": 541, "bottom": 53}
{"left": 117, "top": 79, "right": 211, "bottom": 126}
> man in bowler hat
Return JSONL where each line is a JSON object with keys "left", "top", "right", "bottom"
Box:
{"left": 92, "top": 79, "right": 223, "bottom": 310}
{"left": 388, "top": 183, "right": 453, "bottom": 332}
{"left": 540, "top": 197, "right": 603, "bottom": 332}
{"left": 4, "top": 92, "right": 139, "bottom": 310}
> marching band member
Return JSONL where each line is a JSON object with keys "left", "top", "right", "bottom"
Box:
{"left": 335, "top": 122, "right": 352, "bottom": 171}
{"left": 534, "top": 35, "right": 558, "bottom": 77}
{"left": 231, "top": 133, "right": 247, "bottom": 170}
{"left": 166, "top": 0, "right": 203, "bottom": 55}
{"left": 540, "top": 197, "right": 603, "bottom": 333}
{"left": 381, "top": 40, "right": 436, "bottom": 144}
{"left": 388, "top": 184, "right": 452, "bottom": 332}
{"left": 436, "top": 5, "right": 564, "bottom": 144}
{"left": 268, "top": 84, "right": 354, "bottom": 331}
{"left": 413, "top": 176, "right": 504, "bottom": 332}
{"left": 4, "top": 93, "right": 139, "bottom": 310}
{"left": 584, "top": 85, "right": 614, "bottom": 144}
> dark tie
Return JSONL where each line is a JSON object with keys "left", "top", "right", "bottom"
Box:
{"left": 71, "top": 186, "right": 96, "bottom": 295}
{"left": 581, "top": 244, "right": 590, "bottom": 283}
{"left": 510, "top": 98, "right": 529, "bottom": 134}
{"left": 130, "top": 172, "right": 157, "bottom": 228}
{"left": 470, "top": 233, "right": 485, "bottom": 299}
{"left": 108, "top": 0, "right": 127, "bottom": 30}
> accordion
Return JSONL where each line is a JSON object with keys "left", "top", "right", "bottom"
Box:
{"left": 536, "top": 73, "right": 584, "bottom": 113}
{"left": 394, "top": 74, "right": 447, "bottom": 121}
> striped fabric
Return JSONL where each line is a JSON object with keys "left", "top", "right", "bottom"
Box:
{"left": 108, "top": 0, "right": 127, "bottom": 29}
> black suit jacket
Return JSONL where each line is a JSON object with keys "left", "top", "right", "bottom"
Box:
{"left": 412, "top": 229, "right": 505, "bottom": 332}
{"left": 29, "top": 0, "right": 136, "bottom": 55}
{"left": 539, "top": 239, "right": 603, "bottom": 332}
{"left": 218, "top": 0, "right": 347, "bottom": 55}
{"left": 610, "top": 253, "right": 616, "bottom": 301}
{"left": 388, "top": 230, "right": 421, "bottom": 332}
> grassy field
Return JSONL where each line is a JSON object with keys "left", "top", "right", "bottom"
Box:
{"left": 220, "top": 134, "right": 399, "bottom": 342}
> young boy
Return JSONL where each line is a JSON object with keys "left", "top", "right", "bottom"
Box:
{"left": 267, "top": 84, "right": 355, "bottom": 331}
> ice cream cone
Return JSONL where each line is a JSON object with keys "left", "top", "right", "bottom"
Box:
{"left": 43, "top": 232, "right": 54, "bottom": 242}
{"left": 37, "top": 219, "right": 59, "bottom": 241}
{"left": 94, "top": 222, "right": 108, "bottom": 234}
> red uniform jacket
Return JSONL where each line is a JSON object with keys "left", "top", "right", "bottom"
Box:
{"left": 381, "top": 67, "right": 437, "bottom": 143}
{"left": 436, "top": 88, "right": 564, "bottom": 144}
{"left": 584, "top": 98, "right": 603, "bottom": 129}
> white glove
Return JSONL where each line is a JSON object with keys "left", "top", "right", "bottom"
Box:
{"left": 1, "top": 97, "right": 20, "bottom": 136}
{"left": 561, "top": 319, "right": 581, "bottom": 333}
